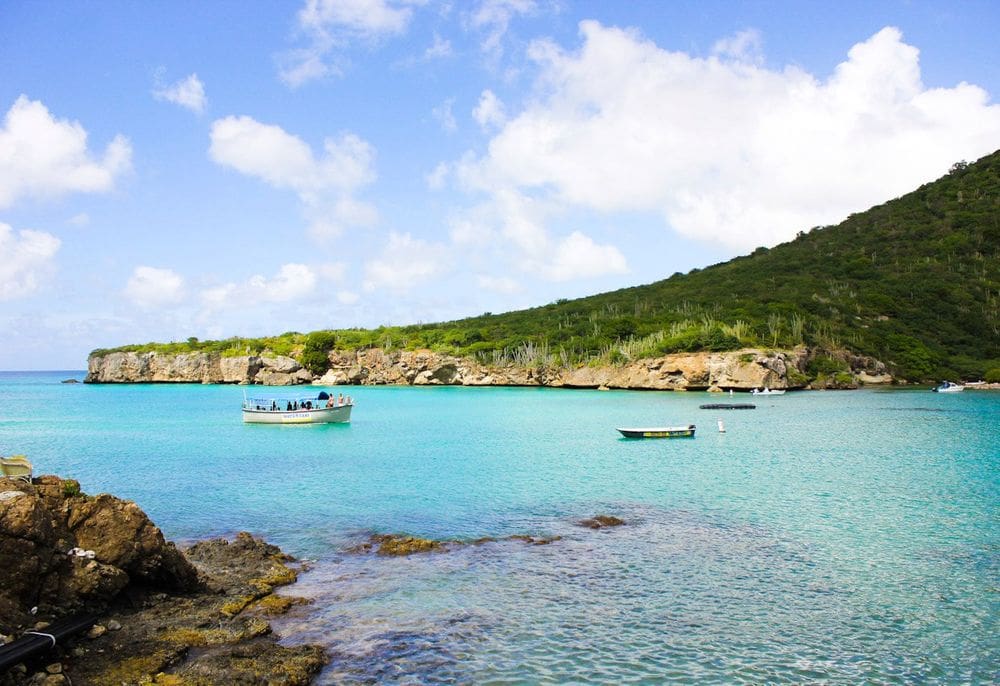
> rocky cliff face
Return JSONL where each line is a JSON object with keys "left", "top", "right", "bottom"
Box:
{"left": 85, "top": 352, "right": 309, "bottom": 385}
{"left": 86, "top": 347, "right": 891, "bottom": 389}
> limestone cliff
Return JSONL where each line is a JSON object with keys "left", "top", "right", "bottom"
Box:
{"left": 86, "top": 347, "right": 891, "bottom": 389}
{"left": 85, "top": 352, "right": 307, "bottom": 385}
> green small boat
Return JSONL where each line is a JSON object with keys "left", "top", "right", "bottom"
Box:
{"left": 617, "top": 424, "right": 696, "bottom": 439}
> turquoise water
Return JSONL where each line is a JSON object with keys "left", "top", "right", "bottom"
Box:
{"left": 1, "top": 372, "right": 997, "bottom": 683}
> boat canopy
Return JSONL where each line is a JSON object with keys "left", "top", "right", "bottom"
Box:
{"left": 244, "top": 391, "right": 343, "bottom": 406}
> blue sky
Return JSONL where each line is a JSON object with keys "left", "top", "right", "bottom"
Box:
{"left": 1, "top": 0, "right": 999, "bottom": 369}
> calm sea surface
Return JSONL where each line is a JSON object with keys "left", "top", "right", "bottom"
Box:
{"left": 1, "top": 371, "right": 997, "bottom": 684}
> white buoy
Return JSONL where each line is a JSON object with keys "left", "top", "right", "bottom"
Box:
{"left": 729, "top": 389, "right": 733, "bottom": 396}
{"left": 717, "top": 419, "right": 726, "bottom": 433}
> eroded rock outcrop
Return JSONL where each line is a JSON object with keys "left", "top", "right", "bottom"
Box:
{"left": 86, "top": 352, "right": 307, "bottom": 385}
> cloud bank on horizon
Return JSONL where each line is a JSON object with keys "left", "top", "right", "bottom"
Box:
{"left": 0, "top": 0, "right": 998, "bottom": 367}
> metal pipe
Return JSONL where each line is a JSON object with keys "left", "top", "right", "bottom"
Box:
{"left": 0, "top": 614, "right": 95, "bottom": 672}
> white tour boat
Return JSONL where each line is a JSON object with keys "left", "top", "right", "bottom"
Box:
{"left": 242, "top": 391, "right": 353, "bottom": 424}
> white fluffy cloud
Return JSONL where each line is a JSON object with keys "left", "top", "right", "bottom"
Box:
{"left": 542, "top": 231, "right": 628, "bottom": 282}
{"left": 477, "top": 274, "right": 520, "bottom": 293}
{"left": 467, "top": 0, "right": 538, "bottom": 57}
{"left": 0, "top": 223, "right": 61, "bottom": 300}
{"left": 125, "top": 266, "right": 186, "bottom": 308}
{"left": 209, "top": 115, "right": 377, "bottom": 238}
{"left": 712, "top": 28, "right": 764, "bottom": 64}
{"left": 473, "top": 89, "right": 506, "bottom": 129}
{"left": 153, "top": 73, "right": 207, "bottom": 113}
{"left": 281, "top": 0, "right": 415, "bottom": 86}
{"left": 433, "top": 98, "right": 457, "bottom": 132}
{"left": 424, "top": 33, "right": 452, "bottom": 60}
{"left": 447, "top": 185, "right": 627, "bottom": 281}
{"left": 201, "top": 263, "right": 319, "bottom": 310}
{"left": 0, "top": 96, "right": 131, "bottom": 209}
{"left": 298, "top": 0, "right": 412, "bottom": 37}
{"left": 363, "top": 232, "right": 447, "bottom": 292}
{"left": 459, "top": 23, "right": 1000, "bottom": 251}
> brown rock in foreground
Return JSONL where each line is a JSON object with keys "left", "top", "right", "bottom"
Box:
{"left": 0, "top": 476, "right": 197, "bottom": 632}
{"left": 0, "top": 476, "right": 325, "bottom": 685}
{"left": 65, "top": 532, "right": 325, "bottom": 686}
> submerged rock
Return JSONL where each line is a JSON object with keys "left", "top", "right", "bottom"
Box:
{"left": 373, "top": 534, "right": 445, "bottom": 556}
{"left": 578, "top": 515, "right": 626, "bottom": 529}
{"left": 349, "top": 531, "right": 565, "bottom": 557}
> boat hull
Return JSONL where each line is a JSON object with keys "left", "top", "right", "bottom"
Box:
{"left": 932, "top": 383, "right": 964, "bottom": 393}
{"left": 617, "top": 426, "right": 696, "bottom": 439}
{"left": 242, "top": 404, "right": 352, "bottom": 424}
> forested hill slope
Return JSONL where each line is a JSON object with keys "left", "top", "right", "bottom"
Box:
{"left": 97, "top": 150, "right": 1000, "bottom": 381}
{"left": 529, "top": 149, "right": 1000, "bottom": 379}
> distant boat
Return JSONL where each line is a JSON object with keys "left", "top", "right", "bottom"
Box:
{"left": 931, "top": 381, "right": 964, "bottom": 393}
{"left": 700, "top": 403, "right": 756, "bottom": 410}
{"left": 617, "top": 424, "right": 695, "bottom": 439}
{"left": 242, "top": 391, "right": 353, "bottom": 424}
{"left": 751, "top": 387, "right": 785, "bottom": 395}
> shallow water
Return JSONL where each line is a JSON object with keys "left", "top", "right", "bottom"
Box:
{"left": 2, "top": 372, "right": 997, "bottom": 683}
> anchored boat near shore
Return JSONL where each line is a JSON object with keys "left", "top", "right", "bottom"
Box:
{"left": 931, "top": 381, "right": 964, "bottom": 393}
{"left": 750, "top": 387, "right": 786, "bottom": 395}
{"left": 242, "top": 391, "right": 353, "bottom": 424}
{"left": 617, "top": 424, "right": 696, "bottom": 439}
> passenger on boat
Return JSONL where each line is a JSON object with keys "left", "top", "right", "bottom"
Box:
{"left": 271, "top": 401, "right": 277, "bottom": 411}
{"left": 286, "top": 401, "right": 292, "bottom": 411}
{"left": 338, "top": 393, "right": 344, "bottom": 405}
{"left": 326, "top": 396, "right": 335, "bottom": 408}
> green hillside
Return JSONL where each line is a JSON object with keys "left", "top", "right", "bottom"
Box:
{"left": 96, "top": 150, "right": 1000, "bottom": 382}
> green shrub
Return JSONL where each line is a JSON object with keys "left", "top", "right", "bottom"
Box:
{"left": 985, "top": 368, "right": 1000, "bottom": 383}
{"left": 786, "top": 366, "right": 809, "bottom": 386}
{"left": 806, "top": 355, "right": 848, "bottom": 376}
{"left": 300, "top": 331, "right": 337, "bottom": 375}
{"left": 833, "top": 371, "right": 855, "bottom": 386}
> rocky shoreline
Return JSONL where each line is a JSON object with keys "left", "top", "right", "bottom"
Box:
{"left": 0, "top": 476, "right": 325, "bottom": 685}
{"left": 0, "top": 472, "right": 643, "bottom": 685}
{"left": 85, "top": 346, "right": 892, "bottom": 390}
